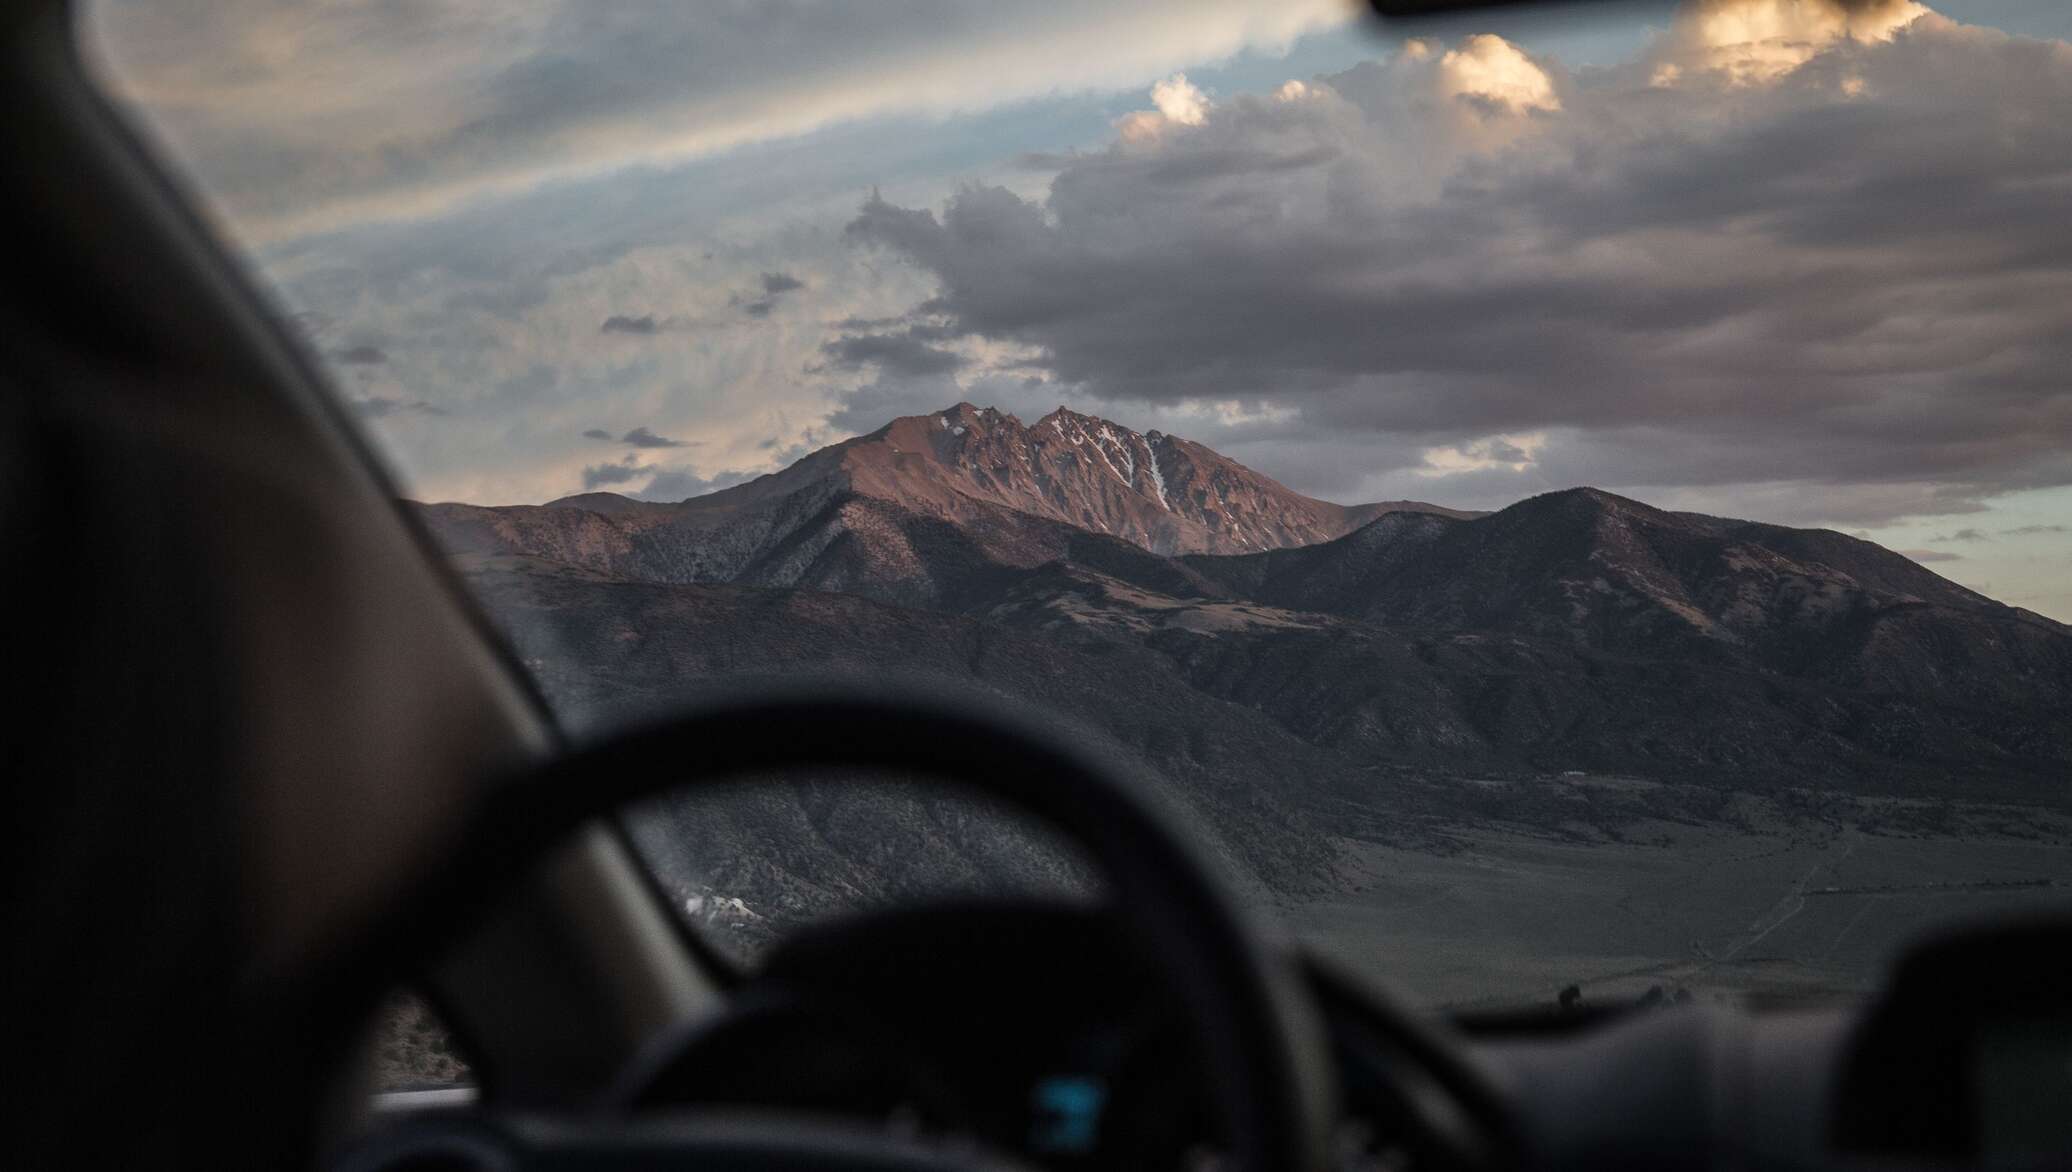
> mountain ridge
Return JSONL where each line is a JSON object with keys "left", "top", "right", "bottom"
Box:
{"left": 1180, "top": 485, "right": 2043, "bottom": 648}
{"left": 427, "top": 402, "right": 1471, "bottom": 607}
{"left": 535, "top": 402, "right": 1474, "bottom": 556}
{"left": 423, "top": 406, "right": 2072, "bottom": 921}
{"left": 419, "top": 405, "right": 2072, "bottom": 794}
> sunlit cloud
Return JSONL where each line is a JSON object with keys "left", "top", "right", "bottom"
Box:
{"left": 1153, "top": 74, "right": 1212, "bottom": 125}
{"left": 1654, "top": 0, "right": 1932, "bottom": 84}
{"left": 1436, "top": 34, "right": 1560, "bottom": 112}
{"left": 1416, "top": 433, "right": 1548, "bottom": 478}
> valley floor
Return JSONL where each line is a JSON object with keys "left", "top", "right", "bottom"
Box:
{"left": 1288, "top": 805, "right": 2072, "bottom": 1011}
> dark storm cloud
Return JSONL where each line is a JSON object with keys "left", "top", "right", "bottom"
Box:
{"left": 761, "top": 272, "right": 805, "bottom": 295}
{"left": 334, "top": 344, "right": 387, "bottom": 365}
{"left": 621, "top": 426, "right": 689, "bottom": 448}
{"left": 601, "top": 314, "right": 660, "bottom": 335}
{"left": 844, "top": 18, "right": 2072, "bottom": 520}
{"left": 821, "top": 330, "right": 966, "bottom": 379}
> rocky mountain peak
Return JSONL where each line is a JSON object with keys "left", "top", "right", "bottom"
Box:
{"left": 812, "top": 403, "right": 1465, "bottom": 555}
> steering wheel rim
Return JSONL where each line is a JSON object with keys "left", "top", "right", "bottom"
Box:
{"left": 352, "top": 680, "right": 1338, "bottom": 1171}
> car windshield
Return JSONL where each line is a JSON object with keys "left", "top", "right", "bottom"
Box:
{"left": 83, "top": 0, "right": 2072, "bottom": 1011}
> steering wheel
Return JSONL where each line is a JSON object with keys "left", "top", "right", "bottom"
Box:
{"left": 335, "top": 683, "right": 1340, "bottom": 1171}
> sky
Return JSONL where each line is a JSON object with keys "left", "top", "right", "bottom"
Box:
{"left": 84, "top": 0, "right": 2072, "bottom": 620}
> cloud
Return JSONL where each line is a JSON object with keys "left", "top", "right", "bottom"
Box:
{"left": 601, "top": 314, "right": 661, "bottom": 335}
{"left": 621, "top": 425, "right": 689, "bottom": 448}
{"left": 1933, "top": 527, "right": 1990, "bottom": 542}
{"left": 87, "top": 0, "right": 1350, "bottom": 241}
{"left": 578, "top": 456, "right": 756, "bottom": 500}
{"left": 846, "top": 16, "right": 2072, "bottom": 524}
{"left": 334, "top": 344, "right": 386, "bottom": 365}
{"left": 733, "top": 271, "right": 808, "bottom": 318}
{"left": 1654, "top": 0, "right": 1931, "bottom": 84}
{"left": 110, "top": 0, "right": 2072, "bottom": 569}
{"left": 1901, "top": 548, "right": 1963, "bottom": 563}
{"left": 1153, "top": 73, "right": 1212, "bottom": 125}
{"left": 821, "top": 330, "right": 967, "bottom": 379}
{"left": 581, "top": 457, "right": 648, "bottom": 489}
{"left": 833, "top": 314, "right": 911, "bottom": 331}
{"left": 352, "top": 396, "right": 445, "bottom": 419}
{"left": 581, "top": 424, "right": 695, "bottom": 447}
{"left": 601, "top": 309, "right": 723, "bottom": 334}
{"left": 635, "top": 467, "right": 759, "bottom": 502}
{"left": 2002, "top": 523, "right": 2068, "bottom": 536}
{"left": 1435, "top": 34, "right": 1560, "bottom": 112}
{"left": 1120, "top": 70, "right": 1219, "bottom": 141}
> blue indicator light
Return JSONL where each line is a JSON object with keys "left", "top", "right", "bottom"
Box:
{"left": 1030, "top": 1075, "right": 1108, "bottom": 1154}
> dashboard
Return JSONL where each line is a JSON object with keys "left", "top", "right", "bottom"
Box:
{"left": 603, "top": 902, "right": 2072, "bottom": 1172}
{"left": 613, "top": 900, "right": 1492, "bottom": 1171}
{"left": 619, "top": 903, "right": 1222, "bottom": 1169}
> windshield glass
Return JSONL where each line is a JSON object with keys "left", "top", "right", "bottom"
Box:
{"left": 83, "top": 0, "right": 2072, "bottom": 1010}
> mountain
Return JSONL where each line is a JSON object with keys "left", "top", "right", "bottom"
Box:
{"left": 1183, "top": 487, "right": 1993, "bottom": 629}
{"left": 422, "top": 408, "right": 2072, "bottom": 913}
{"left": 755, "top": 402, "right": 1471, "bottom": 555}
{"left": 422, "top": 409, "right": 2072, "bottom": 744}
{"left": 424, "top": 404, "right": 1468, "bottom": 611}
{"left": 453, "top": 536, "right": 2070, "bottom": 939}
{"left": 459, "top": 556, "right": 1381, "bottom": 896}
{"left": 983, "top": 488, "right": 2058, "bottom": 769}
{"left": 1173, "top": 487, "right": 2071, "bottom": 704}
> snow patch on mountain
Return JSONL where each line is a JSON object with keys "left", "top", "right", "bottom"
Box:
{"left": 1143, "top": 433, "right": 1171, "bottom": 510}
